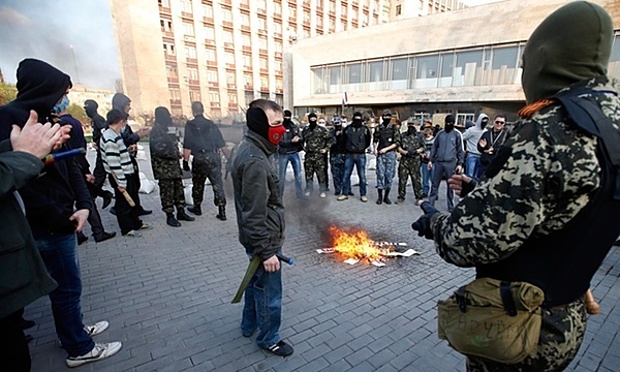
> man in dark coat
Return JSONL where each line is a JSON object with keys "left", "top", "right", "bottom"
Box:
{"left": 83, "top": 99, "right": 113, "bottom": 208}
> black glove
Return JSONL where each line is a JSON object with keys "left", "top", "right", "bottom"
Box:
{"left": 459, "top": 178, "right": 477, "bottom": 198}
{"left": 182, "top": 160, "right": 190, "bottom": 172}
{"left": 411, "top": 202, "right": 440, "bottom": 240}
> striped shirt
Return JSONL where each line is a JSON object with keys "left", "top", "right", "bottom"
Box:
{"left": 101, "top": 128, "right": 134, "bottom": 187}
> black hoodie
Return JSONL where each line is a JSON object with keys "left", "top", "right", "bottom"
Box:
{"left": 0, "top": 59, "right": 92, "bottom": 238}
{"left": 84, "top": 99, "right": 108, "bottom": 146}
{"left": 112, "top": 93, "right": 141, "bottom": 148}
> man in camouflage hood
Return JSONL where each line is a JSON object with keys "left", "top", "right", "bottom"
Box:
{"left": 413, "top": 2, "right": 620, "bottom": 370}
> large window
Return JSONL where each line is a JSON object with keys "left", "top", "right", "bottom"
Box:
{"left": 390, "top": 58, "right": 408, "bottom": 89}
{"left": 347, "top": 63, "right": 362, "bottom": 84}
{"left": 455, "top": 49, "right": 482, "bottom": 86}
{"left": 328, "top": 65, "right": 341, "bottom": 93}
{"left": 368, "top": 60, "right": 384, "bottom": 82}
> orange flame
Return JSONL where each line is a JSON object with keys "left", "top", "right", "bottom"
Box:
{"left": 328, "top": 225, "right": 391, "bottom": 261}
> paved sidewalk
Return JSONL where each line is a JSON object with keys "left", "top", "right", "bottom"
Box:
{"left": 26, "top": 149, "right": 620, "bottom": 371}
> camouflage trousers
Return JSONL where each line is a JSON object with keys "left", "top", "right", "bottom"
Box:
{"left": 398, "top": 158, "right": 423, "bottom": 200}
{"left": 159, "top": 178, "right": 185, "bottom": 213}
{"left": 330, "top": 153, "right": 346, "bottom": 195}
{"left": 304, "top": 152, "right": 328, "bottom": 192}
{"left": 466, "top": 299, "right": 586, "bottom": 372}
{"left": 192, "top": 152, "right": 226, "bottom": 207}
{"left": 376, "top": 150, "right": 396, "bottom": 189}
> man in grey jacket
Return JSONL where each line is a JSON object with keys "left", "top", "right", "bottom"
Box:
{"left": 427, "top": 115, "right": 464, "bottom": 211}
{"left": 231, "top": 99, "right": 293, "bottom": 357}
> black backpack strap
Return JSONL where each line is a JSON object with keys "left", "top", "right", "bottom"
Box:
{"left": 554, "top": 90, "right": 620, "bottom": 199}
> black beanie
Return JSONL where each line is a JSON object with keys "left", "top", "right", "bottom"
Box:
{"left": 284, "top": 110, "right": 292, "bottom": 118}
{"left": 308, "top": 112, "right": 317, "bottom": 120}
{"left": 445, "top": 115, "right": 455, "bottom": 124}
{"left": 246, "top": 107, "right": 270, "bottom": 140}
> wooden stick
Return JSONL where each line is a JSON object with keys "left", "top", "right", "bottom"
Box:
{"left": 585, "top": 289, "right": 601, "bottom": 315}
{"left": 110, "top": 173, "right": 135, "bottom": 207}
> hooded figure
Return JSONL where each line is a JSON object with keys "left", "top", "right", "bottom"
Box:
{"left": 462, "top": 113, "right": 488, "bottom": 177}
{"left": 413, "top": 2, "right": 620, "bottom": 370}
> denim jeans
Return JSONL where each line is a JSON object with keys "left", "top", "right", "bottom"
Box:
{"left": 421, "top": 163, "right": 433, "bottom": 196}
{"left": 240, "top": 258, "right": 282, "bottom": 349}
{"left": 465, "top": 153, "right": 481, "bottom": 178}
{"left": 428, "top": 160, "right": 457, "bottom": 211}
{"left": 343, "top": 154, "right": 367, "bottom": 196}
{"left": 36, "top": 233, "right": 94, "bottom": 357}
{"left": 278, "top": 153, "right": 303, "bottom": 198}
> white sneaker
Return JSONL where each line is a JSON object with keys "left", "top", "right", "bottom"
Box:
{"left": 319, "top": 192, "right": 326, "bottom": 198}
{"left": 304, "top": 191, "right": 311, "bottom": 196}
{"left": 85, "top": 321, "right": 109, "bottom": 337}
{"left": 66, "top": 342, "right": 122, "bottom": 368}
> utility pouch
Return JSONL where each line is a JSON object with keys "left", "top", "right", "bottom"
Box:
{"left": 437, "top": 277, "right": 544, "bottom": 364}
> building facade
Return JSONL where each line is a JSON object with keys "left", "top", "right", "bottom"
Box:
{"left": 292, "top": 0, "right": 620, "bottom": 124}
{"left": 110, "top": 0, "right": 464, "bottom": 120}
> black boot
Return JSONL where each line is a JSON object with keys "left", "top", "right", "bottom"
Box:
{"left": 166, "top": 212, "right": 181, "bottom": 227}
{"left": 177, "top": 207, "right": 195, "bottom": 222}
{"left": 216, "top": 205, "right": 227, "bottom": 221}
{"left": 383, "top": 188, "right": 392, "bottom": 205}
{"left": 188, "top": 205, "right": 202, "bottom": 216}
{"left": 376, "top": 189, "right": 383, "bottom": 205}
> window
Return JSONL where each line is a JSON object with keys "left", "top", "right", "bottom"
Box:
{"left": 274, "top": 41, "right": 283, "bottom": 53}
{"left": 303, "top": 10, "right": 310, "bottom": 23}
{"left": 207, "top": 70, "right": 218, "bottom": 83}
{"left": 244, "top": 72, "right": 253, "bottom": 87}
{"left": 368, "top": 60, "right": 384, "bottom": 82}
{"left": 223, "top": 30, "right": 234, "bottom": 44}
{"left": 209, "top": 91, "right": 220, "bottom": 105}
{"left": 274, "top": 2, "right": 282, "bottom": 14}
{"left": 329, "top": 0, "right": 336, "bottom": 12}
{"left": 274, "top": 22, "right": 282, "bottom": 34}
{"left": 492, "top": 46, "right": 518, "bottom": 69}
{"left": 205, "top": 49, "right": 216, "bottom": 61}
{"left": 396, "top": 5, "right": 402, "bottom": 15}
{"left": 241, "top": 34, "right": 251, "bottom": 47}
{"left": 258, "top": 37, "right": 268, "bottom": 50}
{"left": 182, "top": 22, "right": 194, "bottom": 36}
{"left": 185, "top": 46, "right": 197, "bottom": 59}
{"left": 240, "top": 13, "right": 250, "bottom": 26}
{"left": 391, "top": 58, "right": 408, "bottom": 80}
{"left": 166, "top": 64, "right": 178, "bottom": 78}
{"left": 274, "top": 61, "right": 282, "bottom": 73}
{"left": 163, "top": 42, "right": 175, "bottom": 55}
{"left": 260, "top": 57, "right": 268, "bottom": 69}
{"left": 222, "top": 8, "right": 233, "bottom": 22}
{"left": 204, "top": 27, "right": 215, "bottom": 40}
{"left": 257, "top": 17, "right": 267, "bottom": 30}
{"left": 611, "top": 34, "right": 620, "bottom": 61}
{"left": 313, "top": 67, "right": 324, "bottom": 93}
{"left": 158, "top": 0, "right": 170, "bottom": 7}
{"left": 440, "top": 53, "right": 454, "bottom": 77}
{"left": 417, "top": 55, "right": 438, "bottom": 79}
{"left": 187, "top": 67, "right": 199, "bottom": 81}
{"left": 226, "top": 72, "right": 236, "bottom": 86}
{"left": 202, "top": 4, "right": 213, "bottom": 18}
{"left": 224, "top": 52, "right": 235, "bottom": 65}
{"left": 190, "top": 90, "right": 201, "bottom": 102}
{"left": 347, "top": 63, "right": 362, "bottom": 84}
{"left": 228, "top": 92, "right": 238, "bottom": 104}
{"left": 160, "top": 19, "right": 172, "bottom": 32}
{"left": 169, "top": 88, "right": 181, "bottom": 101}
{"left": 180, "top": 0, "right": 192, "bottom": 13}
{"left": 456, "top": 50, "right": 483, "bottom": 71}
{"left": 260, "top": 75, "right": 269, "bottom": 89}
{"left": 243, "top": 55, "right": 252, "bottom": 67}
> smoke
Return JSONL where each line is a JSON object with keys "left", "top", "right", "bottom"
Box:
{"left": 0, "top": 1, "right": 119, "bottom": 90}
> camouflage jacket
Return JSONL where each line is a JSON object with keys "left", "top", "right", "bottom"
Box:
{"left": 431, "top": 76, "right": 619, "bottom": 267}
{"left": 302, "top": 124, "right": 330, "bottom": 154}
{"left": 149, "top": 125, "right": 182, "bottom": 180}
{"left": 399, "top": 132, "right": 425, "bottom": 161}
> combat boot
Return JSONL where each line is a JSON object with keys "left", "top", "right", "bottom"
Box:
{"left": 166, "top": 212, "right": 181, "bottom": 227}
{"left": 177, "top": 207, "right": 195, "bottom": 222}
{"left": 376, "top": 189, "right": 383, "bottom": 205}
{"left": 383, "top": 188, "right": 392, "bottom": 205}
{"left": 188, "top": 205, "right": 202, "bottom": 216}
{"left": 216, "top": 205, "right": 227, "bottom": 221}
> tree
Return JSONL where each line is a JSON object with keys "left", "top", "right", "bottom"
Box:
{"left": 67, "top": 103, "right": 89, "bottom": 126}
{"left": 0, "top": 82, "right": 17, "bottom": 105}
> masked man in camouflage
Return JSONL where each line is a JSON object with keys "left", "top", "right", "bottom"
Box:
{"left": 412, "top": 2, "right": 620, "bottom": 371}
{"left": 373, "top": 110, "right": 401, "bottom": 205}
{"left": 396, "top": 121, "right": 425, "bottom": 205}
{"left": 301, "top": 112, "right": 330, "bottom": 198}
{"left": 150, "top": 107, "right": 195, "bottom": 227}
{"left": 183, "top": 101, "right": 229, "bottom": 220}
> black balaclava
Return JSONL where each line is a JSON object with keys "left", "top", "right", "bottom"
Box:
{"left": 283, "top": 109, "right": 292, "bottom": 127}
{"left": 308, "top": 112, "right": 317, "bottom": 128}
{"left": 406, "top": 123, "right": 417, "bottom": 135}
{"left": 112, "top": 93, "right": 131, "bottom": 119}
{"left": 352, "top": 111, "right": 363, "bottom": 128}
{"left": 521, "top": 1, "right": 613, "bottom": 104}
{"left": 84, "top": 99, "right": 99, "bottom": 118}
{"left": 246, "top": 107, "right": 285, "bottom": 146}
{"left": 154, "top": 106, "right": 173, "bottom": 128}
{"left": 15, "top": 58, "right": 72, "bottom": 123}
{"left": 333, "top": 116, "right": 342, "bottom": 130}
{"left": 444, "top": 115, "right": 455, "bottom": 132}
{"left": 381, "top": 109, "right": 392, "bottom": 126}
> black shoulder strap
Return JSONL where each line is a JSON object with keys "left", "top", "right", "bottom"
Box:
{"left": 554, "top": 89, "right": 620, "bottom": 199}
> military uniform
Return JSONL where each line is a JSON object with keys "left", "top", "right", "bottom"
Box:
{"left": 302, "top": 119, "right": 330, "bottom": 194}
{"left": 397, "top": 129, "right": 425, "bottom": 202}
{"left": 150, "top": 123, "right": 184, "bottom": 213}
{"left": 183, "top": 114, "right": 226, "bottom": 209}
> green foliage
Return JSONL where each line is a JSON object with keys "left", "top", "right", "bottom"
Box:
{"left": 0, "top": 82, "right": 17, "bottom": 105}
{"left": 67, "top": 103, "right": 89, "bottom": 125}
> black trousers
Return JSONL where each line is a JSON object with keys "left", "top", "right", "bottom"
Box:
{"left": 0, "top": 310, "right": 30, "bottom": 371}
{"left": 93, "top": 151, "right": 109, "bottom": 197}
{"left": 110, "top": 174, "right": 143, "bottom": 235}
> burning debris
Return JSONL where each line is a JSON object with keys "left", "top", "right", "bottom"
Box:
{"left": 316, "top": 226, "right": 419, "bottom": 267}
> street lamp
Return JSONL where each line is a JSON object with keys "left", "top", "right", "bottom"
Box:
{"left": 69, "top": 44, "right": 80, "bottom": 83}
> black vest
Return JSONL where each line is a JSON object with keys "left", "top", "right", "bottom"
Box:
{"left": 345, "top": 125, "right": 368, "bottom": 153}
{"left": 376, "top": 124, "right": 395, "bottom": 151}
{"left": 478, "top": 91, "right": 620, "bottom": 307}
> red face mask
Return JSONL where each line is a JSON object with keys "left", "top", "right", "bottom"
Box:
{"left": 268, "top": 124, "right": 286, "bottom": 145}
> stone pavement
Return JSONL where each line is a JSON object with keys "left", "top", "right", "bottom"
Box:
{"left": 26, "top": 148, "right": 620, "bottom": 372}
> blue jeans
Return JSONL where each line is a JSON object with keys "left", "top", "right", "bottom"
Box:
{"left": 240, "top": 258, "right": 282, "bottom": 349}
{"left": 36, "top": 233, "right": 94, "bottom": 357}
{"left": 278, "top": 153, "right": 303, "bottom": 198}
{"left": 465, "top": 153, "right": 481, "bottom": 178}
{"left": 421, "top": 163, "right": 433, "bottom": 196}
{"left": 343, "top": 154, "right": 367, "bottom": 196}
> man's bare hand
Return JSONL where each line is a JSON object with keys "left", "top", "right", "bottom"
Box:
{"left": 448, "top": 174, "right": 473, "bottom": 196}
{"left": 118, "top": 186, "right": 126, "bottom": 193}
{"left": 263, "top": 255, "right": 280, "bottom": 272}
{"left": 292, "top": 135, "right": 300, "bottom": 143}
{"left": 10, "top": 110, "right": 68, "bottom": 159}
{"left": 85, "top": 174, "right": 95, "bottom": 183}
{"left": 69, "top": 209, "right": 89, "bottom": 232}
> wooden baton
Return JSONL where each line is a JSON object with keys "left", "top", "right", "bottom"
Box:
{"left": 110, "top": 172, "right": 136, "bottom": 207}
{"left": 585, "top": 289, "right": 601, "bottom": 315}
